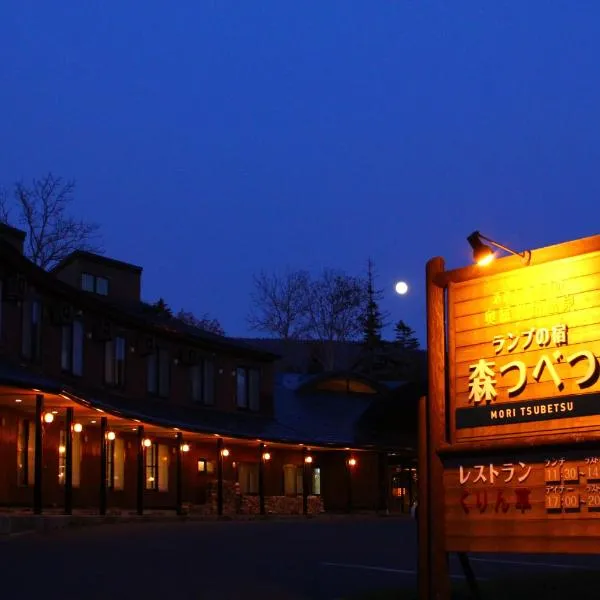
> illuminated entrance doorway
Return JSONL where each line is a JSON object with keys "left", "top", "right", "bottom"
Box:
{"left": 390, "top": 466, "right": 416, "bottom": 513}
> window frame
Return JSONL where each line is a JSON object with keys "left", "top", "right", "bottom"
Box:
{"left": 17, "top": 419, "right": 35, "bottom": 487}
{"left": 106, "top": 437, "right": 125, "bottom": 491}
{"left": 190, "top": 362, "right": 203, "bottom": 403}
{"left": 145, "top": 443, "right": 158, "bottom": 490}
{"left": 81, "top": 272, "right": 109, "bottom": 296}
{"left": 312, "top": 466, "right": 321, "bottom": 496}
{"left": 58, "top": 429, "right": 81, "bottom": 487}
{"left": 106, "top": 438, "right": 114, "bottom": 488}
{"left": 283, "top": 464, "right": 304, "bottom": 496}
{"left": 105, "top": 335, "right": 126, "bottom": 388}
{"left": 236, "top": 366, "right": 261, "bottom": 411}
{"left": 81, "top": 273, "right": 95, "bottom": 292}
{"left": 21, "top": 297, "right": 42, "bottom": 362}
{"left": 61, "top": 319, "right": 84, "bottom": 376}
{"left": 158, "top": 444, "right": 169, "bottom": 492}
{"left": 95, "top": 276, "right": 109, "bottom": 296}
{"left": 238, "top": 462, "right": 259, "bottom": 495}
{"left": 190, "top": 359, "right": 215, "bottom": 405}
{"left": 147, "top": 347, "right": 170, "bottom": 398}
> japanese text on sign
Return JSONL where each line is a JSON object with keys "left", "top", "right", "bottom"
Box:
{"left": 460, "top": 488, "right": 532, "bottom": 515}
{"left": 468, "top": 323, "right": 600, "bottom": 405}
{"left": 484, "top": 282, "right": 575, "bottom": 325}
{"left": 456, "top": 456, "right": 600, "bottom": 517}
{"left": 459, "top": 463, "right": 532, "bottom": 485}
{"left": 493, "top": 325, "right": 568, "bottom": 354}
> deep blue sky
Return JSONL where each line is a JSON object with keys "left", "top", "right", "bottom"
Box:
{"left": 2, "top": 1, "right": 599, "bottom": 344}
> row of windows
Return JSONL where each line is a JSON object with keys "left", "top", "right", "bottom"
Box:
{"left": 18, "top": 421, "right": 169, "bottom": 491}
{"left": 63, "top": 324, "right": 222, "bottom": 405}
{"left": 18, "top": 423, "right": 321, "bottom": 496}
{"left": 237, "top": 462, "right": 321, "bottom": 496}
{"left": 6, "top": 295, "right": 261, "bottom": 409}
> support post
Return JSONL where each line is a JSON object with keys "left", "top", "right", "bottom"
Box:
{"left": 417, "top": 395, "right": 430, "bottom": 600}
{"left": 137, "top": 426, "right": 144, "bottom": 516}
{"left": 216, "top": 438, "right": 224, "bottom": 516}
{"left": 64, "top": 407, "right": 73, "bottom": 515}
{"left": 377, "top": 451, "right": 388, "bottom": 514}
{"left": 33, "top": 394, "right": 44, "bottom": 515}
{"left": 457, "top": 553, "right": 482, "bottom": 600}
{"left": 258, "top": 443, "right": 266, "bottom": 516}
{"left": 346, "top": 454, "right": 353, "bottom": 513}
{"left": 302, "top": 447, "right": 309, "bottom": 516}
{"left": 99, "top": 417, "right": 108, "bottom": 516}
{"left": 176, "top": 432, "right": 183, "bottom": 516}
{"left": 425, "top": 256, "right": 451, "bottom": 600}
{"left": 408, "top": 464, "right": 414, "bottom": 509}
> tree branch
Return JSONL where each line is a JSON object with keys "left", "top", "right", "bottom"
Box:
{"left": 8, "top": 172, "right": 103, "bottom": 269}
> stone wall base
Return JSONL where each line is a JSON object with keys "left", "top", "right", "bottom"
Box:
{"left": 187, "top": 481, "right": 325, "bottom": 516}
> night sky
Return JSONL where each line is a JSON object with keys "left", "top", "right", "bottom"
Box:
{"left": 2, "top": 1, "right": 599, "bottom": 345}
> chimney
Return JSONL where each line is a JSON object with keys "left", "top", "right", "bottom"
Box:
{"left": 0, "top": 223, "right": 26, "bottom": 254}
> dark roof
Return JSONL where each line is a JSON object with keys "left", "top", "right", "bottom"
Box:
{"left": 0, "top": 239, "right": 276, "bottom": 360}
{"left": 0, "top": 358, "right": 304, "bottom": 443}
{"left": 355, "top": 380, "right": 422, "bottom": 448}
{"left": 0, "top": 359, "right": 417, "bottom": 450}
{"left": 296, "top": 370, "right": 401, "bottom": 396}
{"left": 0, "top": 359, "right": 62, "bottom": 395}
{"left": 273, "top": 373, "right": 418, "bottom": 450}
{"left": 0, "top": 222, "right": 26, "bottom": 240}
{"left": 274, "top": 374, "right": 373, "bottom": 446}
{"left": 67, "top": 387, "right": 303, "bottom": 443}
{"left": 236, "top": 338, "right": 365, "bottom": 372}
{"left": 51, "top": 250, "right": 143, "bottom": 274}
{"left": 236, "top": 337, "right": 427, "bottom": 381}
{"left": 100, "top": 298, "right": 280, "bottom": 358}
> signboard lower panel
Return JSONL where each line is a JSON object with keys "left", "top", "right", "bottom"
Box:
{"left": 444, "top": 449, "right": 600, "bottom": 554}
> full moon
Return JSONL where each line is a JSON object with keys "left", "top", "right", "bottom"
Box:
{"left": 395, "top": 281, "right": 409, "bottom": 295}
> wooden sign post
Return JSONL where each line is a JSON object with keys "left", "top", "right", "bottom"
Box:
{"left": 421, "top": 234, "right": 600, "bottom": 599}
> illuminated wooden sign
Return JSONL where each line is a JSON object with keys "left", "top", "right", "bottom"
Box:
{"left": 419, "top": 235, "right": 600, "bottom": 600}
{"left": 448, "top": 247, "right": 600, "bottom": 442}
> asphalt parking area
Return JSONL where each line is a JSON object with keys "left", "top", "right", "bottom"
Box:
{"left": 2, "top": 517, "right": 599, "bottom": 599}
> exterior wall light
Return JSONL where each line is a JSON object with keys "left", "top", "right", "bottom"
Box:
{"left": 221, "top": 448, "right": 230, "bottom": 457}
{"left": 143, "top": 438, "right": 152, "bottom": 448}
{"left": 106, "top": 431, "right": 116, "bottom": 441}
{"left": 262, "top": 452, "right": 271, "bottom": 461}
{"left": 43, "top": 412, "right": 54, "bottom": 424}
{"left": 467, "top": 231, "right": 531, "bottom": 266}
{"left": 305, "top": 455, "right": 313, "bottom": 464}
{"left": 348, "top": 457, "right": 357, "bottom": 467}
{"left": 73, "top": 423, "right": 83, "bottom": 433}
{"left": 181, "top": 443, "right": 190, "bottom": 453}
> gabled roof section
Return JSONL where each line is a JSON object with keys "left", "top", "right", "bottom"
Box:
{"left": 296, "top": 370, "right": 392, "bottom": 396}
{"left": 234, "top": 338, "right": 365, "bottom": 372}
{"left": 0, "top": 239, "right": 277, "bottom": 361}
{"left": 0, "top": 358, "right": 417, "bottom": 450}
{"left": 0, "top": 222, "right": 26, "bottom": 240}
{"left": 235, "top": 337, "right": 427, "bottom": 381}
{"left": 273, "top": 372, "right": 418, "bottom": 449}
{"left": 51, "top": 250, "right": 143, "bottom": 274}
{"left": 111, "top": 298, "right": 280, "bottom": 357}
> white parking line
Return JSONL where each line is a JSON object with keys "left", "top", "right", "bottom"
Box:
{"left": 321, "top": 562, "right": 486, "bottom": 580}
{"left": 467, "top": 557, "right": 600, "bottom": 571}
